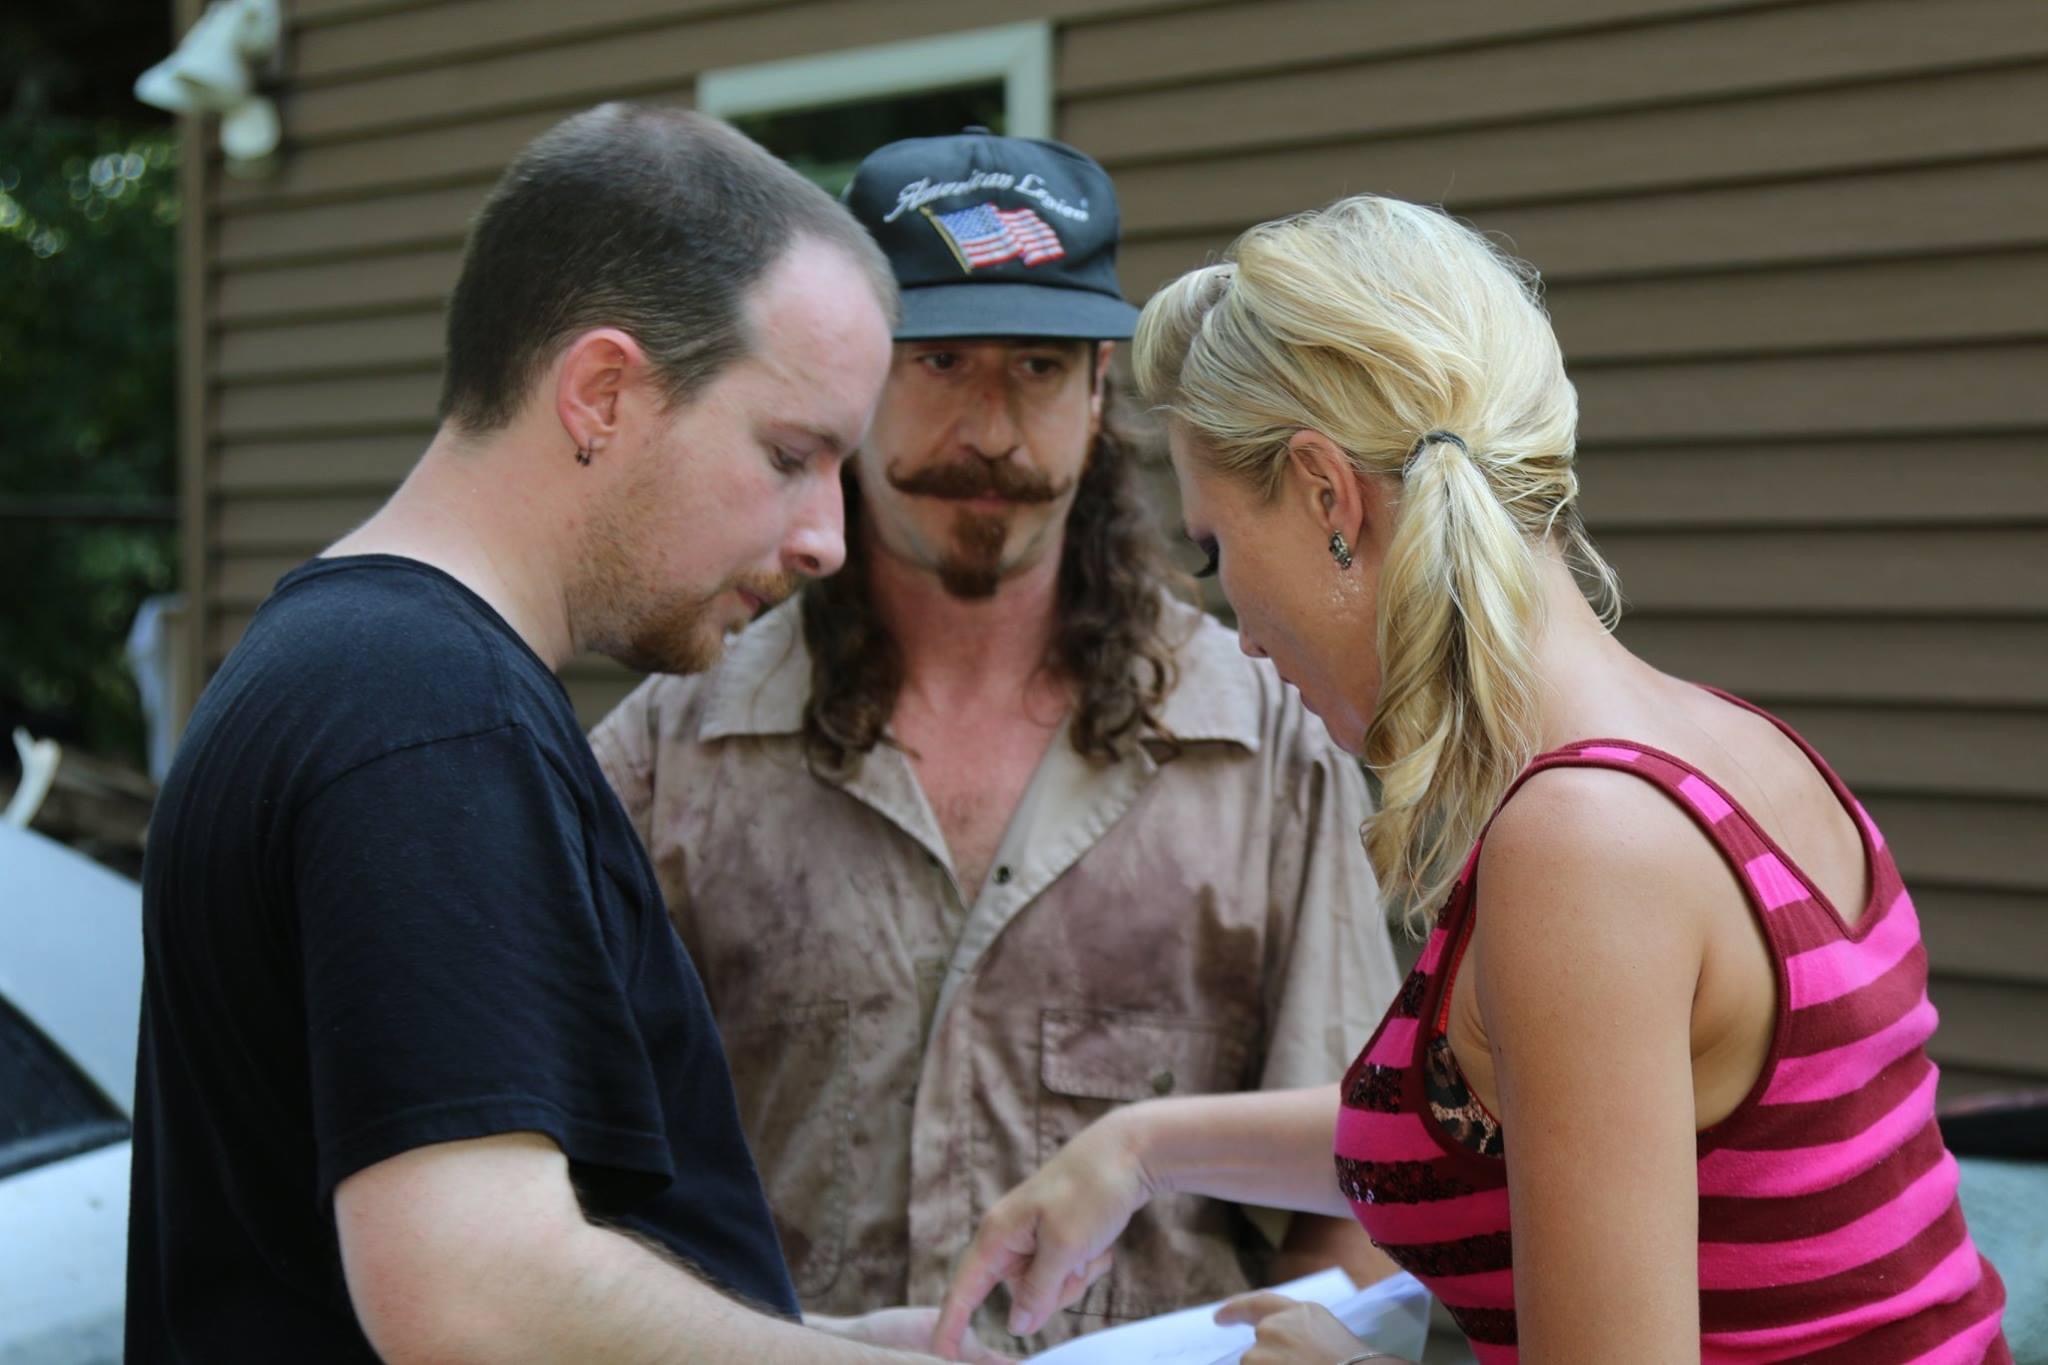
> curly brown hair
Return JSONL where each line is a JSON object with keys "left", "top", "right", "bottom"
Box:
{"left": 800, "top": 387, "right": 1181, "bottom": 776}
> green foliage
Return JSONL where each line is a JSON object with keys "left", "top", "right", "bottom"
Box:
{"left": 0, "top": 117, "right": 178, "bottom": 762}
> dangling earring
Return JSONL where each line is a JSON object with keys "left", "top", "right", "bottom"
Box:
{"left": 574, "top": 445, "right": 593, "bottom": 466}
{"left": 1328, "top": 531, "right": 1353, "bottom": 570}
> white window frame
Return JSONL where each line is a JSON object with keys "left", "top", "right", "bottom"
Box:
{"left": 696, "top": 21, "right": 1053, "bottom": 140}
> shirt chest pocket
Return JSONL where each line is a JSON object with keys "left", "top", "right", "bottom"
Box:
{"left": 1036, "top": 1008, "right": 1250, "bottom": 1146}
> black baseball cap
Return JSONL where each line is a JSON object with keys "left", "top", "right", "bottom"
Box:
{"left": 842, "top": 128, "right": 1140, "bottom": 342}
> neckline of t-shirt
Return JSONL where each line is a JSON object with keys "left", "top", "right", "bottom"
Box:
{"left": 281, "top": 553, "right": 557, "bottom": 683}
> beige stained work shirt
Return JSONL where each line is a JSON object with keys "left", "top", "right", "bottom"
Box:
{"left": 589, "top": 595, "right": 1399, "bottom": 1350}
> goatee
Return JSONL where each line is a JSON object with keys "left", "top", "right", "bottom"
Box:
{"left": 935, "top": 511, "right": 1009, "bottom": 599}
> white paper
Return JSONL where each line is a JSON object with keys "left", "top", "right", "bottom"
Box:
{"left": 1023, "top": 1267, "right": 1431, "bottom": 1365}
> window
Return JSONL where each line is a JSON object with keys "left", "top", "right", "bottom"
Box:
{"left": 698, "top": 22, "right": 1054, "bottom": 196}
{"left": 0, "top": 994, "right": 127, "bottom": 1180}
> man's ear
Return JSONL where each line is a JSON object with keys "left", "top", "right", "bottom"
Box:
{"left": 1284, "top": 429, "right": 1369, "bottom": 544}
{"left": 1086, "top": 341, "right": 1115, "bottom": 439}
{"left": 553, "top": 327, "right": 648, "bottom": 463}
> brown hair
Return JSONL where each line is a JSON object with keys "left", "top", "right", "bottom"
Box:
{"left": 439, "top": 103, "right": 895, "bottom": 433}
{"left": 799, "top": 386, "right": 1180, "bottom": 774}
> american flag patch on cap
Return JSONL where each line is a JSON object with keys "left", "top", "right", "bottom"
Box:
{"left": 926, "top": 202, "right": 1067, "bottom": 272}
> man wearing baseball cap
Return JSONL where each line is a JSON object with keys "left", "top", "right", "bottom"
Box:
{"left": 591, "top": 130, "right": 1400, "bottom": 1352}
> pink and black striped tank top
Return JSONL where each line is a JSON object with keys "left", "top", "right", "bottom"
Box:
{"left": 1336, "top": 701, "right": 2010, "bottom": 1363}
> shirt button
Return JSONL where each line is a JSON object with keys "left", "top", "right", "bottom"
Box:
{"left": 994, "top": 865, "right": 1012, "bottom": 885}
{"left": 1151, "top": 1068, "right": 1176, "bottom": 1095}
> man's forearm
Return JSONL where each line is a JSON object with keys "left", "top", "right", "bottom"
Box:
{"left": 524, "top": 1223, "right": 930, "bottom": 1364}
{"left": 364, "top": 1217, "right": 928, "bottom": 1365}
{"left": 339, "top": 1133, "right": 928, "bottom": 1364}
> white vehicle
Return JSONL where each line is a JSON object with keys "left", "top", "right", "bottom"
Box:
{"left": 0, "top": 822, "right": 141, "bottom": 1365}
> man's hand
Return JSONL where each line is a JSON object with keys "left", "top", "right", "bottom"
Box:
{"left": 931, "top": 1107, "right": 1155, "bottom": 1357}
{"left": 1215, "top": 1292, "right": 1405, "bottom": 1365}
{"left": 811, "top": 1307, "right": 1011, "bottom": 1362}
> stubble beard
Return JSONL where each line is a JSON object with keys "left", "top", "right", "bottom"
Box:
{"left": 589, "top": 552, "right": 800, "bottom": 676}
{"left": 611, "top": 593, "right": 725, "bottom": 676}
{"left": 576, "top": 541, "right": 727, "bottom": 676}
{"left": 572, "top": 459, "right": 730, "bottom": 677}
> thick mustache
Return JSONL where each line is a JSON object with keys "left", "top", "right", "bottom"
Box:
{"left": 885, "top": 457, "right": 1068, "bottom": 504}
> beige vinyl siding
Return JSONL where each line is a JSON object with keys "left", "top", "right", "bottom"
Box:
{"left": 185, "top": 0, "right": 2048, "bottom": 1096}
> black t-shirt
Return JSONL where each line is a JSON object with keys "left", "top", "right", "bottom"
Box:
{"left": 127, "top": 556, "right": 797, "bottom": 1361}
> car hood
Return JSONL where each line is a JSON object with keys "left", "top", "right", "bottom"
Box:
{"left": 0, "top": 824, "right": 143, "bottom": 1115}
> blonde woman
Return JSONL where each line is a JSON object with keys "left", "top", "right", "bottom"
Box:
{"left": 931, "top": 197, "right": 2010, "bottom": 1364}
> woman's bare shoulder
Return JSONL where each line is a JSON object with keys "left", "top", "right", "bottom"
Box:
{"left": 1475, "top": 764, "right": 1726, "bottom": 972}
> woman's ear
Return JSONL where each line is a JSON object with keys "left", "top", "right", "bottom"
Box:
{"left": 1284, "top": 429, "right": 1369, "bottom": 544}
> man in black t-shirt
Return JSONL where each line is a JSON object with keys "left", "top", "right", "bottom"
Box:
{"left": 129, "top": 106, "right": 992, "bottom": 1363}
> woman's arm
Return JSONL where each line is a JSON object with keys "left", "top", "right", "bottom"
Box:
{"left": 932, "top": 1084, "right": 1349, "bottom": 1355}
{"left": 1134, "top": 1083, "right": 1356, "bottom": 1216}
{"left": 1474, "top": 767, "right": 1715, "bottom": 1362}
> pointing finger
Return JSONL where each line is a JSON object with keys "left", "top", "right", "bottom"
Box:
{"left": 934, "top": 1237, "right": 1026, "bottom": 1359}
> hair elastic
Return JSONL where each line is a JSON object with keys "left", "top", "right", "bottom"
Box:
{"left": 1404, "top": 429, "right": 1469, "bottom": 476}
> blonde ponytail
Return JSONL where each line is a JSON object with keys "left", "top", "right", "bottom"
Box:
{"left": 1134, "top": 196, "right": 1621, "bottom": 929}
{"left": 1367, "top": 432, "right": 1541, "bottom": 920}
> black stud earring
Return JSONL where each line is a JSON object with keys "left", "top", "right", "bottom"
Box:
{"left": 574, "top": 446, "right": 593, "bottom": 466}
{"left": 1329, "top": 532, "right": 1353, "bottom": 569}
